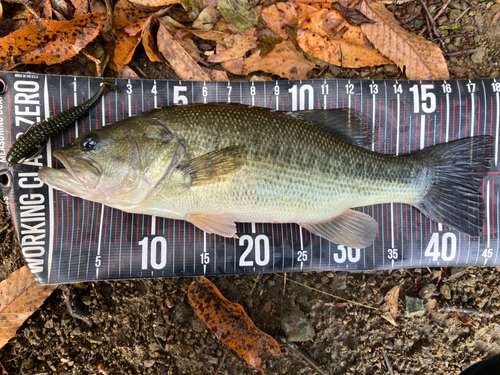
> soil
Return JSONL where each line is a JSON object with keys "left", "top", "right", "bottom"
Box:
{"left": 1, "top": 0, "right": 500, "bottom": 374}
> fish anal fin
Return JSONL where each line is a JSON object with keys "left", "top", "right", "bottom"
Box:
{"left": 178, "top": 145, "right": 246, "bottom": 186}
{"left": 291, "top": 108, "right": 377, "bottom": 147}
{"left": 188, "top": 213, "right": 237, "bottom": 238}
{"left": 301, "top": 209, "right": 377, "bottom": 249}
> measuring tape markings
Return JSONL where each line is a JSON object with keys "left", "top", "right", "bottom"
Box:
{"left": 3, "top": 73, "right": 500, "bottom": 284}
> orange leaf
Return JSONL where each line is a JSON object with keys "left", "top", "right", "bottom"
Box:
{"left": 359, "top": 0, "right": 449, "bottom": 80}
{"left": 32, "top": 0, "right": 53, "bottom": 19}
{"left": 0, "top": 13, "right": 104, "bottom": 70}
{"left": 190, "top": 29, "right": 231, "bottom": 44}
{"left": 297, "top": 28, "right": 391, "bottom": 68}
{"left": 70, "top": 0, "right": 90, "bottom": 18}
{"left": 243, "top": 40, "right": 315, "bottom": 79}
{"left": 208, "top": 31, "right": 257, "bottom": 63}
{"left": 261, "top": 3, "right": 317, "bottom": 39}
{"left": 110, "top": 30, "right": 141, "bottom": 69}
{"left": 206, "top": 69, "right": 230, "bottom": 81}
{"left": 129, "top": 0, "right": 180, "bottom": 7}
{"left": 188, "top": 277, "right": 281, "bottom": 372}
{"left": 157, "top": 22, "right": 211, "bottom": 80}
{"left": 142, "top": 18, "right": 163, "bottom": 62}
{"left": 217, "top": 43, "right": 244, "bottom": 75}
{"left": 0, "top": 266, "right": 57, "bottom": 349}
{"left": 113, "top": 0, "right": 152, "bottom": 31}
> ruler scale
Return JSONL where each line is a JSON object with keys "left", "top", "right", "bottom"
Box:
{"left": 1, "top": 72, "right": 500, "bottom": 285}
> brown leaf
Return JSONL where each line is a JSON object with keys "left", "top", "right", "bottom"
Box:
{"left": 110, "top": 30, "right": 141, "bottom": 70}
{"left": 188, "top": 277, "right": 281, "bottom": 372}
{"left": 0, "top": 13, "right": 104, "bottom": 70}
{"left": 217, "top": 43, "right": 244, "bottom": 74}
{"left": 113, "top": 0, "right": 152, "bottom": 31}
{"left": 208, "top": 32, "right": 256, "bottom": 63}
{"left": 206, "top": 69, "right": 230, "bottom": 81}
{"left": 329, "top": 2, "right": 374, "bottom": 26}
{"left": 142, "top": 18, "right": 163, "bottom": 62}
{"left": 190, "top": 29, "right": 231, "bottom": 44}
{"left": 0, "top": 266, "right": 57, "bottom": 349}
{"left": 261, "top": 3, "right": 317, "bottom": 39}
{"left": 454, "top": 311, "right": 472, "bottom": 325}
{"left": 129, "top": 0, "right": 180, "bottom": 8}
{"left": 243, "top": 40, "right": 314, "bottom": 79}
{"left": 90, "top": 0, "right": 107, "bottom": 13}
{"left": 119, "top": 65, "right": 141, "bottom": 78}
{"left": 51, "top": 0, "right": 74, "bottom": 19}
{"left": 359, "top": 0, "right": 449, "bottom": 80}
{"left": 33, "top": 0, "right": 53, "bottom": 19}
{"left": 382, "top": 285, "right": 400, "bottom": 320}
{"left": 157, "top": 21, "right": 211, "bottom": 80}
{"left": 297, "top": 28, "right": 391, "bottom": 68}
{"left": 192, "top": 5, "right": 220, "bottom": 30}
{"left": 177, "top": 38, "right": 207, "bottom": 65}
{"left": 70, "top": 0, "right": 90, "bottom": 18}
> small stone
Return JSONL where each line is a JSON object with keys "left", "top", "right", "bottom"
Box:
{"left": 70, "top": 326, "right": 82, "bottom": 336}
{"left": 89, "top": 334, "right": 103, "bottom": 343}
{"left": 44, "top": 319, "right": 54, "bottom": 329}
{"left": 384, "top": 64, "right": 400, "bottom": 76}
{"left": 154, "top": 326, "right": 169, "bottom": 340}
{"left": 170, "top": 302, "right": 193, "bottom": 324}
{"left": 449, "top": 9, "right": 461, "bottom": 20}
{"left": 405, "top": 296, "right": 427, "bottom": 317}
{"left": 331, "top": 274, "right": 347, "bottom": 290}
{"left": 192, "top": 318, "right": 206, "bottom": 333}
{"left": 81, "top": 295, "right": 92, "bottom": 306}
{"left": 198, "top": 43, "right": 213, "bottom": 51}
{"left": 281, "top": 309, "right": 315, "bottom": 342}
{"left": 419, "top": 283, "right": 437, "bottom": 299}
{"left": 263, "top": 300, "right": 272, "bottom": 313}
{"left": 491, "top": 71, "right": 500, "bottom": 79}
{"left": 471, "top": 46, "right": 486, "bottom": 64}
{"left": 144, "top": 360, "right": 156, "bottom": 368}
{"left": 440, "top": 284, "right": 452, "bottom": 299}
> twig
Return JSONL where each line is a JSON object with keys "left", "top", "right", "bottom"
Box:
{"left": 249, "top": 274, "right": 261, "bottom": 295}
{"left": 455, "top": 8, "right": 470, "bottom": 23}
{"left": 60, "top": 285, "right": 93, "bottom": 327}
{"left": 444, "top": 48, "right": 476, "bottom": 57}
{"left": 314, "top": 65, "right": 329, "bottom": 79}
{"left": 433, "top": 0, "right": 452, "bottom": 21}
{"left": 282, "top": 273, "right": 287, "bottom": 297}
{"left": 285, "top": 341, "right": 329, "bottom": 375}
{"left": 434, "top": 32, "right": 473, "bottom": 41}
{"left": 381, "top": 348, "right": 395, "bottom": 375}
{"left": 274, "top": 274, "right": 380, "bottom": 311}
{"left": 214, "top": 350, "right": 227, "bottom": 375}
{"left": 442, "top": 306, "right": 496, "bottom": 318}
{"left": 461, "top": 0, "right": 477, "bottom": 10}
{"left": 418, "top": 0, "right": 443, "bottom": 45}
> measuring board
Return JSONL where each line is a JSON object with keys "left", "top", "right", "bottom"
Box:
{"left": 0, "top": 72, "right": 499, "bottom": 285}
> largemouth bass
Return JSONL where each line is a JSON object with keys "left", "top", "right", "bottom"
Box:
{"left": 38, "top": 104, "right": 492, "bottom": 249}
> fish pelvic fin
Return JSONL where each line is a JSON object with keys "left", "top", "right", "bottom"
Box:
{"left": 414, "top": 135, "right": 493, "bottom": 237}
{"left": 188, "top": 213, "right": 237, "bottom": 238}
{"left": 301, "top": 209, "right": 378, "bottom": 249}
{"left": 178, "top": 146, "right": 246, "bottom": 186}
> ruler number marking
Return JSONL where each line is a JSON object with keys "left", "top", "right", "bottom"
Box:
{"left": 424, "top": 232, "right": 457, "bottom": 262}
{"left": 140, "top": 236, "right": 168, "bottom": 270}
{"left": 492, "top": 82, "right": 500, "bottom": 92}
{"left": 289, "top": 84, "right": 314, "bottom": 110}
{"left": 369, "top": 83, "right": 378, "bottom": 94}
{"left": 441, "top": 83, "right": 452, "bottom": 93}
{"left": 297, "top": 250, "right": 307, "bottom": 262}
{"left": 410, "top": 84, "right": 436, "bottom": 113}
{"left": 173, "top": 86, "right": 188, "bottom": 104}
{"left": 238, "top": 234, "right": 270, "bottom": 267}
{"left": 467, "top": 82, "right": 476, "bottom": 93}
{"left": 334, "top": 245, "right": 361, "bottom": 264}
{"left": 387, "top": 248, "right": 399, "bottom": 260}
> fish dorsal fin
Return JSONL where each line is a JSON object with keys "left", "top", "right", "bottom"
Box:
{"left": 177, "top": 145, "right": 246, "bottom": 186}
{"left": 300, "top": 209, "right": 378, "bottom": 249}
{"left": 289, "top": 108, "right": 377, "bottom": 148}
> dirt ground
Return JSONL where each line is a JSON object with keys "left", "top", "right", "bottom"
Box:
{"left": 1, "top": 0, "right": 500, "bottom": 374}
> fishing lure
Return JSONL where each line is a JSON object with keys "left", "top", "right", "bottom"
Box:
{"left": 6, "top": 79, "right": 120, "bottom": 166}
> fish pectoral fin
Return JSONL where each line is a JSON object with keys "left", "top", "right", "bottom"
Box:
{"left": 301, "top": 209, "right": 377, "bottom": 249}
{"left": 291, "top": 108, "right": 377, "bottom": 147}
{"left": 188, "top": 213, "right": 237, "bottom": 238}
{"left": 177, "top": 146, "right": 246, "bottom": 186}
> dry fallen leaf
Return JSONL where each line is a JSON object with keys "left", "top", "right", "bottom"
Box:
{"left": 33, "top": 0, "right": 53, "bottom": 19}
{"left": 192, "top": 5, "right": 220, "bottom": 30}
{"left": 0, "top": 266, "right": 58, "bottom": 349}
{"left": 243, "top": 40, "right": 315, "bottom": 79}
{"left": 0, "top": 13, "right": 104, "bottom": 70}
{"left": 128, "top": 0, "right": 180, "bottom": 8}
{"left": 359, "top": 0, "right": 449, "bottom": 80}
{"left": 113, "top": 0, "right": 151, "bottom": 33}
{"left": 51, "top": 0, "right": 74, "bottom": 19}
{"left": 157, "top": 21, "right": 211, "bottom": 80}
{"left": 110, "top": 30, "right": 142, "bottom": 71}
{"left": 218, "top": 0, "right": 258, "bottom": 29}
{"left": 217, "top": 43, "right": 244, "bottom": 75}
{"left": 142, "top": 18, "right": 163, "bottom": 62}
{"left": 177, "top": 38, "right": 207, "bottom": 65}
{"left": 188, "top": 277, "right": 281, "bottom": 372}
{"left": 190, "top": 29, "right": 231, "bottom": 44}
{"left": 454, "top": 311, "right": 473, "bottom": 325}
{"left": 208, "top": 31, "right": 257, "bottom": 63}
{"left": 206, "top": 68, "right": 230, "bottom": 81}
{"left": 261, "top": 3, "right": 317, "bottom": 39}
{"left": 70, "top": 0, "right": 90, "bottom": 18}
{"left": 297, "top": 28, "right": 391, "bottom": 68}
{"left": 381, "top": 285, "right": 399, "bottom": 327}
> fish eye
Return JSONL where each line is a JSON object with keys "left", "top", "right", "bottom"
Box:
{"left": 81, "top": 134, "right": 98, "bottom": 150}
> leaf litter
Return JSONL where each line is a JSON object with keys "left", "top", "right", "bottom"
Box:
{"left": 0, "top": 0, "right": 451, "bottom": 79}
{"left": 0, "top": 266, "right": 57, "bottom": 349}
{"left": 188, "top": 276, "right": 281, "bottom": 372}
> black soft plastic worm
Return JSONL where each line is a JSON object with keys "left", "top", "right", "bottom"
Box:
{"left": 6, "top": 79, "right": 120, "bottom": 166}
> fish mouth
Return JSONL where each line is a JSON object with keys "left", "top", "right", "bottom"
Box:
{"left": 39, "top": 151, "right": 100, "bottom": 193}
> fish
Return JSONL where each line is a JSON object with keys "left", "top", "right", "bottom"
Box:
{"left": 38, "top": 104, "right": 492, "bottom": 249}
{"left": 6, "top": 79, "right": 120, "bottom": 166}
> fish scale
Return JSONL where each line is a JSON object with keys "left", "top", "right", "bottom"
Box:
{"left": 0, "top": 73, "right": 499, "bottom": 285}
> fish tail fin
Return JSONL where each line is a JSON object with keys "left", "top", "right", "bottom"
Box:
{"left": 414, "top": 135, "right": 493, "bottom": 237}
